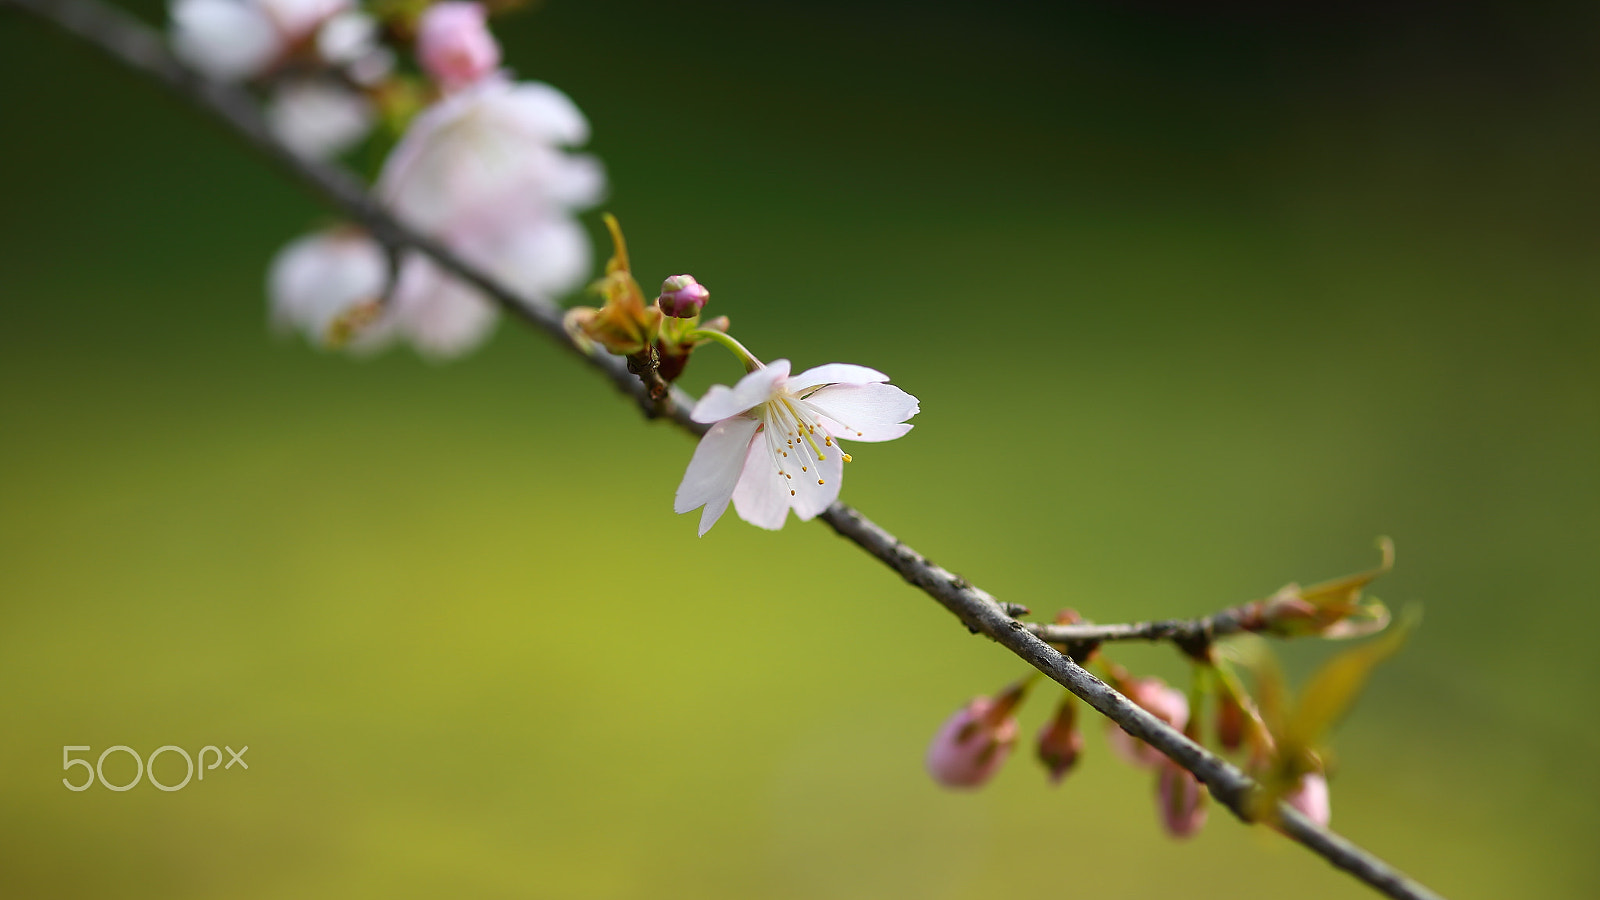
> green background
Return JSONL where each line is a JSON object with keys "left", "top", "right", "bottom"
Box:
{"left": 2, "top": 1, "right": 1597, "bottom": 897}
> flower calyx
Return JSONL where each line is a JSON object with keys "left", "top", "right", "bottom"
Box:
{"left": 565, "top": 214, "right": 663, "bottom": 358}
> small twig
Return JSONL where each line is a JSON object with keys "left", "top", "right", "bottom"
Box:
{"left": 1027, "top": 605, "right": 1256, "bottom": 659}
{"left": 5, "top": 3, "right": 1446, "bottom": 899}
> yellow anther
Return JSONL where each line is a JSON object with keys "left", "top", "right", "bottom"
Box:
{"left": 790, "top": 490, "right": 796, "bottom": 496}
{"left": 841, "top": 453, "right": 853, "bottom": 462}
{"left": 817, "top": 479, "right": 825, "bottom": 485}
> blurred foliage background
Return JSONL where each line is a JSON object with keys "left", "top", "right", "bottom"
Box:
{"left": 2, "top": 0, "right": 1597, "bottom": 897}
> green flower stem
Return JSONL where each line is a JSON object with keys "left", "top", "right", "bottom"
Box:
{"left": 686, "top": 328, "right": 763, "bottom": 371}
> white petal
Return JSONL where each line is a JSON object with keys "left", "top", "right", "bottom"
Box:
{"left": 802, "top": 383, "right": 920, "bottom": 442}
{"left": 815, "top": 417, "right": 913, "bottom": 443}
{"left": 169, "top": 0, "right": 279, "bottom": 81}
{"left": 376, "top": 80, "right": 603, "bottom": 232}
{"left": 786, "top": 439, "right": 844, "bottom": 521}
{"left": 730, "top": 436, "right": 790, "bottom": 531}
{"left": 497, "top": 81, "right": 591, "bottom": 146}
{"left": 690, "top": 360, "right": 791, "bottom": 424}
{"left": 788, "top": 363, "right": 890, "bottom": 393}
{"left": 451, "top": 211, "right": 592, "bottom": 301}
{"left": 316, "top": 11, "right": 377, "bottom": 65}
{"left": 390, "top": 255, "right": 498, "bottom": 358}
{"left": 675, "top": 416, "right": 759, "bottom": 528}
{"left": 266, "top": 80, "right": 373, "bottom": 159}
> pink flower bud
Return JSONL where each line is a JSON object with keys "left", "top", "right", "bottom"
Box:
{"left": 1156, "top": 761, "right": 1208, "bottom": 838}
{"left": 657, "top": 274, "right": 710, "bottom": 318}
{"left": 416, "top": 2, "right": 501, "bottom": 92}
{"left": 925, "top": 688, "right": 1024, "bottom": 789}
{"left": 1284, "top": 771, "right": 1331, "bottom": 827}
{"left": 1106, "top": 677, "right": 1189, "bottom": 769}
{"left": 1035, "top": 698, "right": 1083, "bottom": 785}
{"left": 1215, "top": 689, "right": 1246, "bottom": 754}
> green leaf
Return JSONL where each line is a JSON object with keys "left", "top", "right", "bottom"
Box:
{"left": 1284, "top": 605, "right": 1421, "bottom": 750}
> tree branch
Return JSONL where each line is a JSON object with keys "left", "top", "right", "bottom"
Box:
{"left": 5, "top": 2, "right": 1446, "bottom": 898}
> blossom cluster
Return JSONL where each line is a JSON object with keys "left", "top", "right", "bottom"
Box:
{"left": 171, "top": 0, "right": 602, "bottom": 358}
{"left": 170, "top": 1, "right": 918, "bottom": 532}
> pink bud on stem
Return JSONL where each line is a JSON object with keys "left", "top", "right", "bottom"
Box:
{"left": 1106, "top": 676, "right": 1189, "bottom": 769}
{"left": 1035, "top": 696, "right": 1083, "bottom": 785}
{"left": 1156, "top": 761, "right": 1209, "bottom": 838}
{"left": 925, "top": 680, "right": 1029, "bottom": 789}
{"left": 1284, "top": 770, "right": 1331, "bottom": 827}
{"left": 416, "top": 2, "right": 501, "bottom": 92}
{"left": 657, "top": 274, "right": 710, "bottom": 318}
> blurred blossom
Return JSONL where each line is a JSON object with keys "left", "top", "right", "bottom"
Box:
{"left": 1156, "top": 762, "right": 1208, "bottom": 838}
{"left": 268, "top": 71, "right": 602, "bottom": 357}
{"left": 170, "top": 0, "right": 351, "bottom": 81}
{"left": 386, "top": 254, "right": 498, "bottom": 358}
{"left": 416, "top": 1, "right": 502, "bottom": 92}
{"left": 676, "top": 360, "right": 918, "bottom": 535}
{"left": 315, "top": 10, "right": 379, "bottom": 65}
{"left": 378, "top": 76, "right": 603, "bottom": 232}
{"left": 926, "top": 688, "right": 1026, "bottom": 789}
{"left": 265, "top": 80, "right": 374, "bottom": 158}
{"left": 387, "top": 211, "right": 591, "bottom": 357}
{"left": 257, "top": 0, "right": 349, "bottom": 39}
{"left": 268, "top": 227, "right": 390, "bottom": 347}
{"left": 1106, "top": 677, "right": 1189, "bottom": 769}
{"left": 1284, "top": 771, "right": 1331, "bottom": 827}
{"left": 170, "top": 0, "right": 280, "bottom": 80}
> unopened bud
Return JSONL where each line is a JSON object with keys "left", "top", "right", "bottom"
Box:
{"left": 925, "top": 682, "right": 1028, "bottom": 789}
{"left": 1035, "top": 698, "right": 1083, "bottom": 784}
{"left": 1215, "top": 689, "right": 1246, "bottom": 753}
{"left": 416, "top": 2, "right": 501, "bottom": 92}
{"left": 1156, "top": 761, "right": 1208, "bottom": 838}
{"left": 1284, "top": 770, "right": 1331, "bottom": 827}
{"left": 657, "top": 274, "right": 710, "bottom": 318}
{"left": 1107, "top": 677, "right": 1189, "bottom": 769}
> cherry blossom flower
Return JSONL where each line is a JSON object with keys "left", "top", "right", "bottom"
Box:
{"left": 377, "top": 75, "right": 603, "bottom": 234}
{"left": 675, "top": 360, "right": 918, "bottom": 535}
{"left": 268, "top": 226, "right": 390, "bottom": 348}
{"left": 268, "top": 209, "right": 591, "bottom": 356}
{"left": 169, "top": 0, "right": 350, "bottom": 81}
